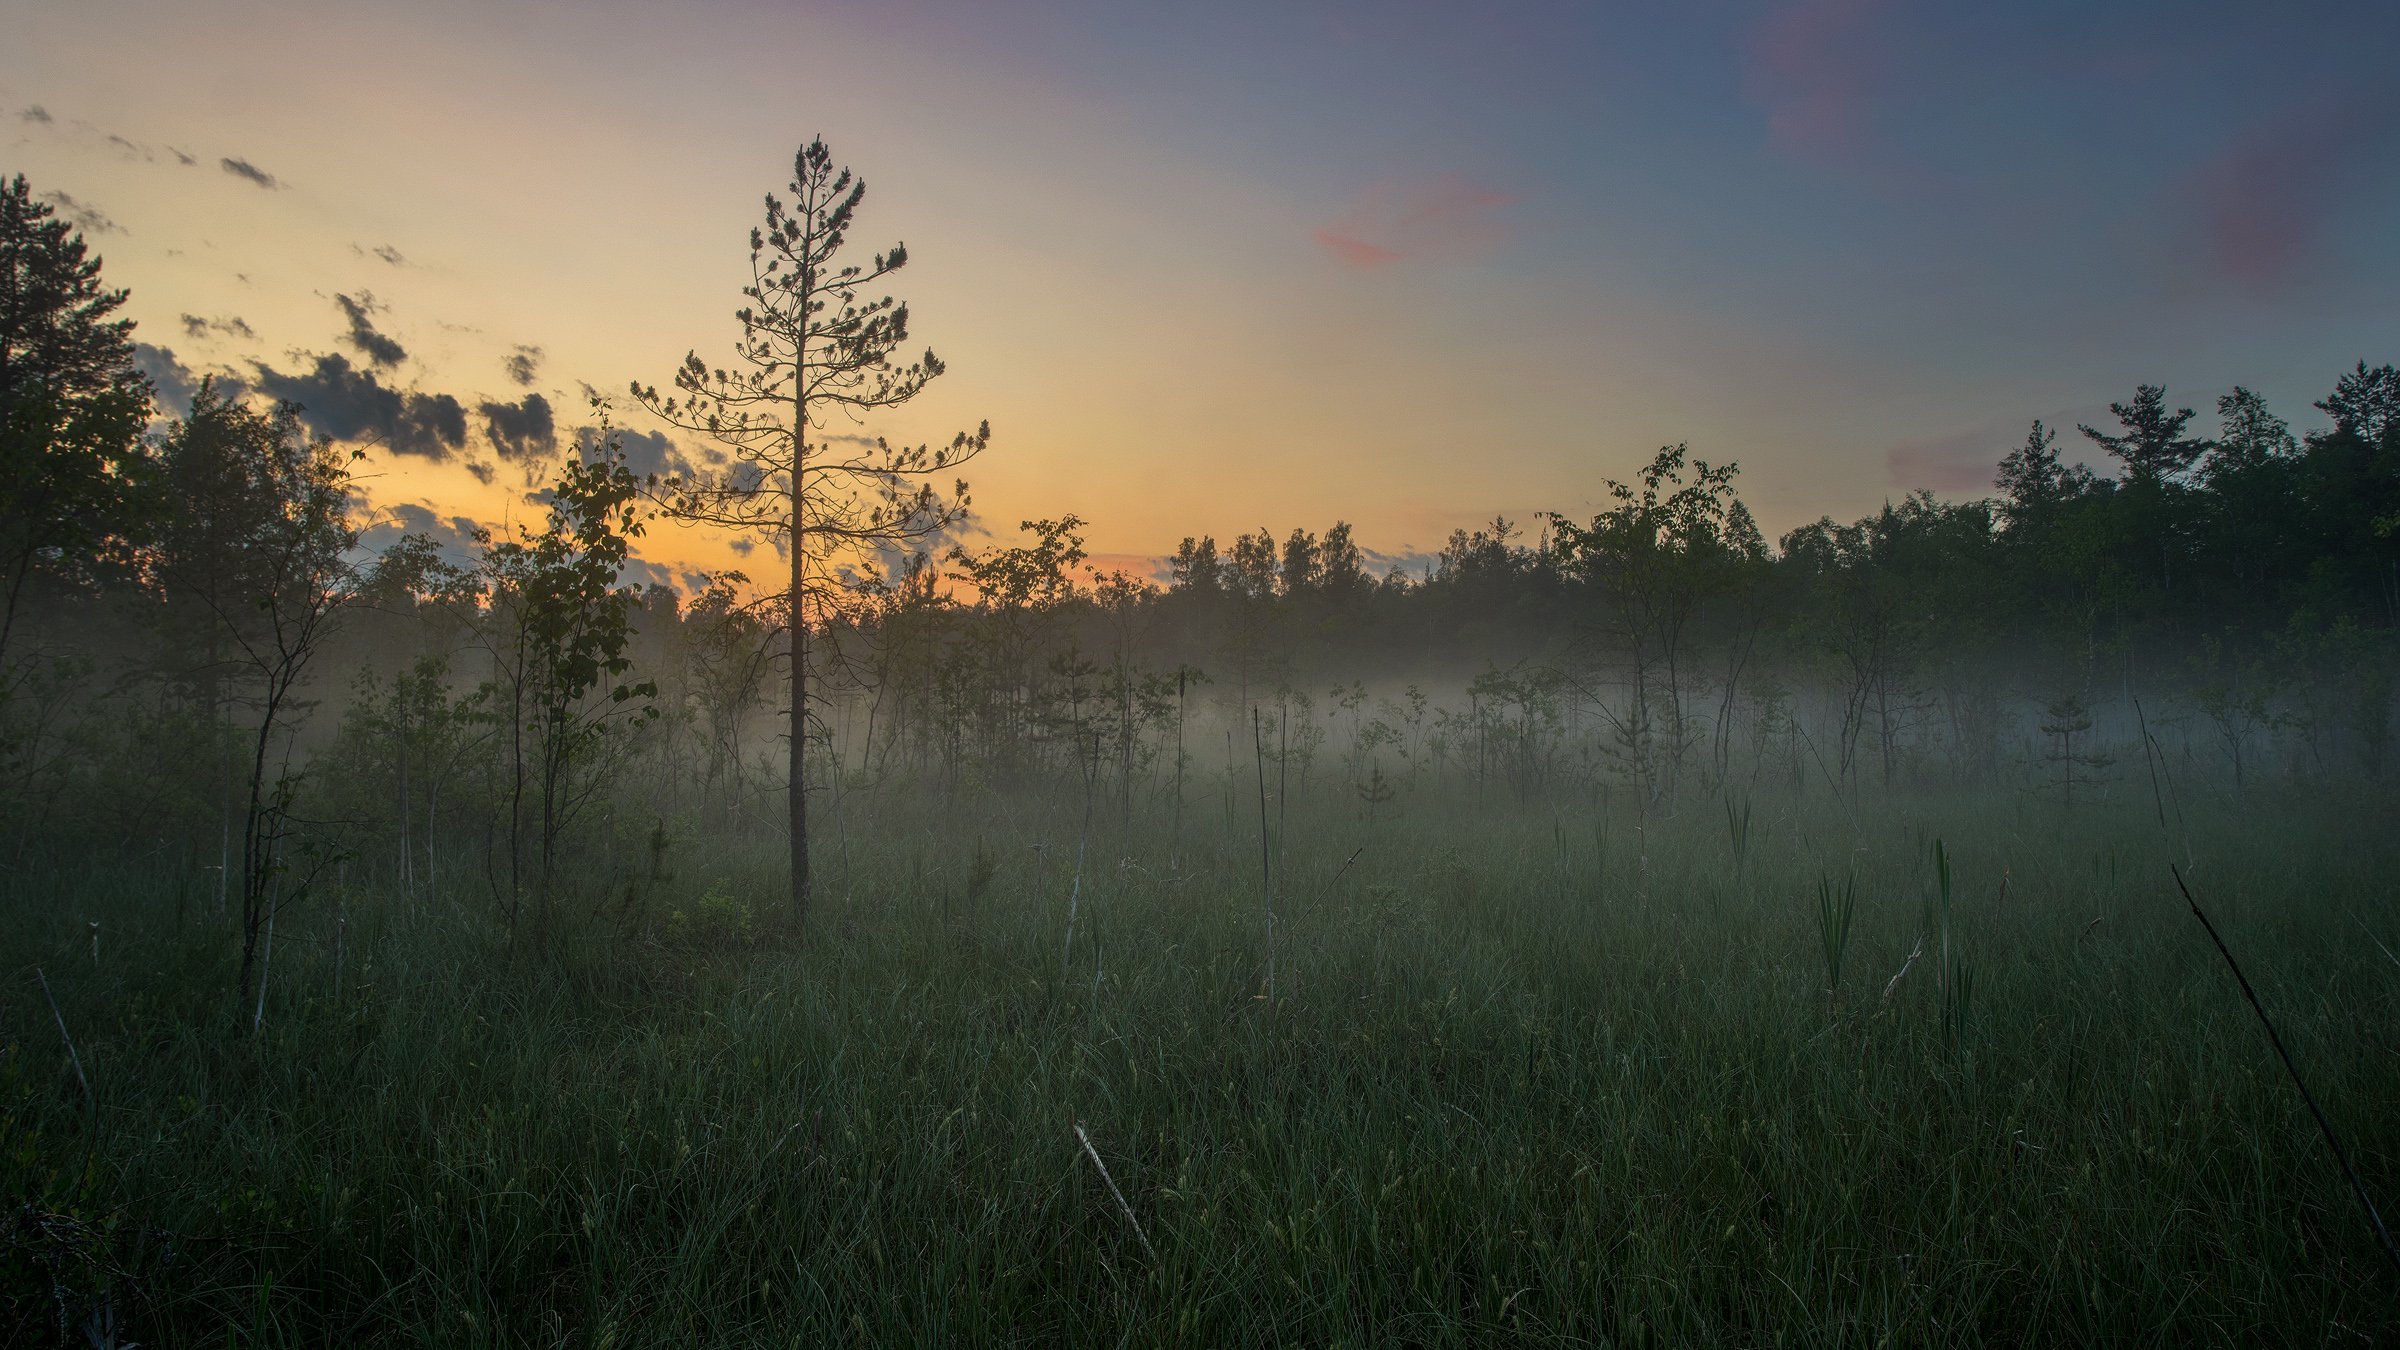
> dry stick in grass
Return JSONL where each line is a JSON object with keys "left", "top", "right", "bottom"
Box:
{"left": 1318, "top": 845, "right": 1366, "bottom": 905}
{"left": 2353, "top": 914, "right": 2400, "bottom": 973}
{"left": 1253, "top": 708, "right": 1276, "bottom": 1004}
{"left": 1881, "top": 939, "right": 1923, "bottom": 1004}
{"left": 34, "top": 967, "right": 91, "bottom": 1112}
{"left": 1061, "top": 752, "right": 1095, "bottom": 979}
{"left": 2132, "top": 698, "right": 2193, "bottom": 870}
{"left": 1074, "top": 1121, "right": 1158, "bottom": 1264}
{"left": 2170, "top": 864, "right": 2400, "bottom": 1277}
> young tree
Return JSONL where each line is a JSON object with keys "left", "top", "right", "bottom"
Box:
{"left": 634, "top": 138, "right": 987, "bottom": 923}
{"left": 154, "top": 384, "right": 360, "bottom": 1014}
{"left": 1549, "top": 445, "right": 1748, "bottom": 799}
{"left": 464, "top": 427, "right": 659, "bottom": 937}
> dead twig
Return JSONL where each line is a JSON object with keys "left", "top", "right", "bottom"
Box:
{"left": 1074, "top": 1121, "right": 1158, "bottom": 1264}
{"left": 1880, "top": 940, "right": 1923, "bottom": 1004}
{"left": 2171, "top": 864, "right": 2399, "bottom": 1276}
{"left": 34, "top": 967, "right": 91, "bottom": 1112}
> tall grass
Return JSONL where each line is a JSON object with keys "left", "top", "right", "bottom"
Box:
{"left": 4, "top": 781, "right": 2396, "bottom": 1345}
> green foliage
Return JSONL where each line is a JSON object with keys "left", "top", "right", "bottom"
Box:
{"left": 1813, "top": 871, "right": 1854, "bottom": 1000}
{"left": 2038, "top": 694, "right": 2113, "bottom": 807}
{"left": 0, "top": 173, "right": 154, "bottom": 672}
{"left": 461, "top": 412, "right": 660, "bottom": 931}
{"left": 2079, "top": 383, "right": 2210, "bottom": 487}
{"left": 663, "top": 878, "right": 753, "bottom": 950}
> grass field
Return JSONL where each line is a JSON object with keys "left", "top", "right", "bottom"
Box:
{"left": 6, "top": 781, "right": 2398, "bottom": 1346}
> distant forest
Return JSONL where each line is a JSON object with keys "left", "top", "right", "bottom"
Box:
{"left": 5, "top": 166, "right": 2397, "bottom": 900}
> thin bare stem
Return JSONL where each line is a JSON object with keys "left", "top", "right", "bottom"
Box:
{"left": 1880, "top": 939, "right": 1923, "bottom": 1004}
{"left": 1252, "top": 708, "right": 1275, "bottom": 1003}
{"left": 1074, "top": 1121, "right": 1158, "bottom": 1264}
{"left": 2170, "top": 864, "right": 2399, "bottom": 1276}
{"left": 34, "top": 967, "right": 91, "bottom": 1111}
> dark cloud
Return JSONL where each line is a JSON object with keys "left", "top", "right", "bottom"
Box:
{"left": 504, "top": 344, "right": 543, "bottom": 386}
{"left": 1358, "top": 544, "right": 1439, "bottom": 580}
{"left": 19, "top": 106, "right": 52, "bottom": 125}
{"left": 170, "top": 147, "right": 196, "bottom": 166}
{"left": 351, "top": 242, "right": 408, "bottom": 267}
{"left": 464, "top": 460, "right": 497, "bottom": 486}
{"left": 37, "top": 190, "right": 119, "bottom": 236}
{"left": 480, "top": 392, "right": 557, "bottom": 463}
{"left": 105, "top": 134, "right": 146, "bottom": 161}
{"left": 334, "top": 292, "right": 407, "bottom": 368}
{"left": 220, "top": 157, "right": 281, "bottom": 190}
{"left": 618, "top": 558, "right": 677, "bottom": 593}
{"left": 356, "top": 501, "right": 485, "bottom": 572}
{"left": 579, "top": 424, "right": 694, "bottom": 479}
{"left": 251, "top": 352, "right": 466, "bottom": 459}
{"left": 133, "top": 342, "right": 199, "bottom": 415}
{"left": 179, "top": 313, "right": 256, "bottom": 341}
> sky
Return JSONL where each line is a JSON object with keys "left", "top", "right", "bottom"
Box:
{"left": 6, "top": 0, "right": 2398, "bottom": 590}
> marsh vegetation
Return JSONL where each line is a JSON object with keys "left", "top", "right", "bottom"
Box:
{"left": 5, "top": 152, "right": 2399, "bottom": 1344}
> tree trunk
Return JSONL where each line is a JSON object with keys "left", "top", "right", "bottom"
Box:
{"left": 790, "top": 421, "right": 811, "bottom": 924}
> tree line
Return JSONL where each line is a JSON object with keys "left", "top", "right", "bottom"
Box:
{"left": 5, "top": 149, "right": 2395, "bottom": 988}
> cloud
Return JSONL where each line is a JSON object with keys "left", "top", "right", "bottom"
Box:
{"left": 251, "top": 352, "right": 466, "bottom": 459}
{"left": 2175, "top": 88, "right": 2400, "bottom": 293}
{"left": 1357, "top": 544, "right": 1440, "bottom": 579}
{"left": 357, "top": 501, "right": 486, "bottom": 572}
{"left": 503, "top": 344, "right": 543, "bottom": 386}
{"left": 170, "top": 147, "right": 196, "bottom": 167}
{"left": 133, "top": 342, "right": 200, "bottom": 415}
{"left": 351, "top": 242, "right": 408, "bottom": 267}
{"left": 1084, "top": 551, "right": 1175, "bottom": 585}
{"left": 1743, "top": 0, "right": 1900, "bottom": 166}
{"left": 334, "top": 292, "right": 407, "bottom": 368}
{"left": 37, "top": 189, "right": 120, "bottom": 236}
{"left": 1884, "top": 428, "right": 2005, "bottom": 493}
{"left": 480, "top": 392, "right": 557, "bottom": 463}
{"left": 179, "top": 313, "right": 256, "bottom": 341}
{"left": 1884, "top": 407, "right": 2111, "bottom": 493}
{"left": 464, "top": 460, "right": 497, "bottom": 485}
{"left": 220, "top": 157, "right": 281, "bottom": 189}
{"left": 619, "top": 558, "right": 677, "bottom": 592}
{"left": 580, "top": 424, "right": 695, "bottom": 480}
{"left": 19, "top": 106, "right": 52, "bottom": 125}
{"left": 1314, "top": 178, "right": 1516, "bottom": 269}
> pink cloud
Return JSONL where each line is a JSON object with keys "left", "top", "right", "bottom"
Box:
{"left": 2181, "top": 89, "right": 2400, "bottom": 293}
{"left": 1885, "top": 408, "right": 2111, "bottom": 494}
{"left": 1314, "top": 230, "right": 1403, "bottom": 268}
{"left": 1884, "top": 430, "right": 2000, "bottom": 493}
{"left": 1745, "top": 0, "right": 1902, "bottom": 165}
{"left": 1313, "top": 178, "right": 1516, "bottom": 270}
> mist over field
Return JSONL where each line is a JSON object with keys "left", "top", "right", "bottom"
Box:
{"left": 8, "top": 4, "right": 2400, "bottom": 1342}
